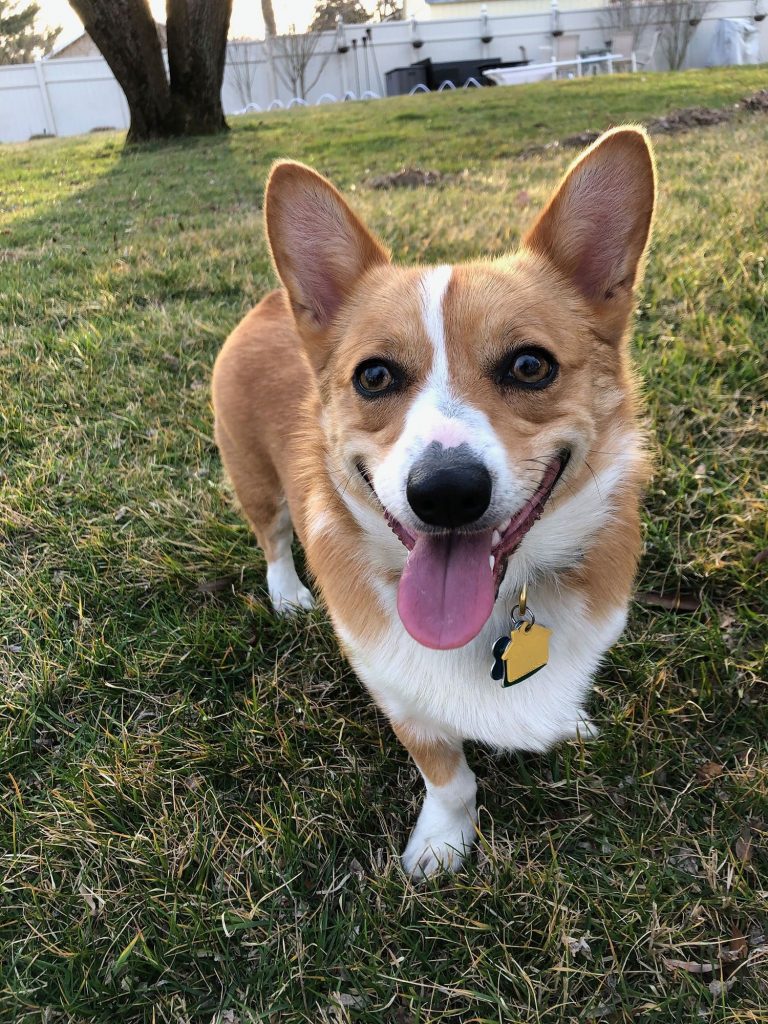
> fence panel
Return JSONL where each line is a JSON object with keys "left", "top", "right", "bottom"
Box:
{"left": 0, "top": 2, "right": 764, "bottom": 144}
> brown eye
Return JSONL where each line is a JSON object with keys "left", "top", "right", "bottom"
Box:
{"left": 354, "top": 360, "right": 398, "bottom": 398}
{"left": 500, "top": 348, "right": 558, "bottom": 390}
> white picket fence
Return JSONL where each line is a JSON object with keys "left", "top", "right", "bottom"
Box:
{"left": 0, "top": 1, "right": 764, "bottom": 143}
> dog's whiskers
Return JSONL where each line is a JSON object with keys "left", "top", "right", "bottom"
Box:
{"left": 584, "top": 460, "right": 603, "bottom": 502}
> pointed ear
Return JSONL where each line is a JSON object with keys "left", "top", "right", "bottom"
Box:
{"left": 265, "top": 161, "right": 390, "bottom": 355}
{"left": 524, "top": 127, "right": 656, "bottom": 340}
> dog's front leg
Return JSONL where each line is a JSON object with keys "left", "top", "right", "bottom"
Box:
{"left": 391, "top": 721, "right": 477, "bottom": 878}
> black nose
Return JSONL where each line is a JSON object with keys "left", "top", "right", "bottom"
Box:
{"left": 407, "top": 443, "right": 492, "bottom": 528}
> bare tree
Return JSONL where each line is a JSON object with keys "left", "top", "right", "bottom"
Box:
{"left": 657, "top": 0, "right": 713, "bottom": 68}
{"left": 273, "top": 26, "right": 331, "bottom": 101}
{"left": 68, "top": 0, "right": 232, "bottom": 142}
{"left": 600, "top": 0, "right": 658, "bottom": 48}
{"left": 229, "top": 38, "right": 260, "bottom": 109}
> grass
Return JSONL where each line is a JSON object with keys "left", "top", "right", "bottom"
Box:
{"left": 1, "top": 66, "right": 767, "bottom": 1023}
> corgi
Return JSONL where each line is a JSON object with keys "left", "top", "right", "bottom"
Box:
{"left": 212, "top": 127, "right": 656, "bottom": 877}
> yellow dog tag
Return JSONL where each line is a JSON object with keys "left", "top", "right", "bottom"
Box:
{"left": 491, "top": 586, "right": 551, "bottom": 687}
{"left": 501, "top": 622, "right": 551, "bottom": 686}
{"left": 491, "top": 621, "right": 551, "bottom": 687}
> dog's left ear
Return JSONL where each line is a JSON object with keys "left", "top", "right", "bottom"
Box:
{"left": 524, "top": 127, "right": 656, "bottom": 342}
{"left": 265, "top": 161, "right": 390, "bottom": 365}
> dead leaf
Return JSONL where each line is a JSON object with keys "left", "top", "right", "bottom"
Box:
{"left": 564, "top": 934, "right": 592, "bottom": 958}
{"left": 734, "top": 825, "right": 753, "bottom": 864}
{"left": 216, "top": 1011, "right": 239, "bottom": 1024}
{"left": 197, "top": 575, "right": 239, "bottom": 594}
{"left": 730, "top": 926, "right": 749, "bottom": 959}
{"left": 330, "top": 992, "right": 366, "bottom": 1010}
{"left": 638, "top": 590, "right": 701, "bottom": 612}
{"left": 662, "top": 957, "right": 716, "bottom": 974}
{"left": 754, "top": 549, "right": 768, "bottom": 565}
{"left": 79, "top": 885, "right": 105, "bottom": 918}
{"left": 668, "top": 846, "right": 701, "bottom": 876}
{"left": 348, "top": 858, "right": 365, "bottom": 880}
{"left": 697, "top": 761, "right": 725, "bottom": 782}
{"left": 708, "top": 976, "right": 737, "bottom": 996}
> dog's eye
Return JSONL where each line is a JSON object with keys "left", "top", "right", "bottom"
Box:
{"left": 354, "top": 360, "right": 398, "bottom": 397}
{"left": 499, "top": 348, "right": 558, "bottom": 390}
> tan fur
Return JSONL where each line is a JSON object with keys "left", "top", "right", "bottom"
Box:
{"left": 566, "top": 485, "right": 644, "bottom": 619}
{"left": 264, "top": 161, "right": 390, "bottom": 366}
{"left": 524, "top": 126, "right": 656, "bottom": 343}
{"left": 391, "top": 721, "right": 461, "bottom": 787}
{"left": 212, "top": 130, "right": 657, "bottom": 830}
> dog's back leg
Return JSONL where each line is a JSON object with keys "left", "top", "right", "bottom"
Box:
{"left": 212, "top": 307, "right": 315, "bottom": 618}
{"left": 214, "top": 419, "right": 314, "bottom": 615}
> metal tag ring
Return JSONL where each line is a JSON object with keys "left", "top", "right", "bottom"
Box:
{"left": 512, "top": 608, "right": 536, "bottom": 630}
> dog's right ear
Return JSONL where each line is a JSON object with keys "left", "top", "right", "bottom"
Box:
{"left": 265, "top": 161, "right": 390, "bottom": 360}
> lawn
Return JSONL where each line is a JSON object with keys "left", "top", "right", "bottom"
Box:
{"left": 1, "top": 66, "right": 767, "bottom": 1023}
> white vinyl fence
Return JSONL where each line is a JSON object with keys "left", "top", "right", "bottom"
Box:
{"left": 0, "top": 2, "right": 765, "bottom": 143}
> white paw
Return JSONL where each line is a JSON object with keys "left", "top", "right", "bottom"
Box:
{"left": 401, "top": 808, "right": 477, "bottom": 879}
{"left": 270, "top": 581, "right": 315, "bottom": 616}
{"left": 266, "top": 558, "right": 315, "bottom": 616}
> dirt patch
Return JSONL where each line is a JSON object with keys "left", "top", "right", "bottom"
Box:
{"left": 743, "top": 88, "right": 768, "bottom": 111}
{"left": 561, "top": 130, "right": 601, "bottom": 148}
{"left": 369, "top": 167, "right": 447, "bottom": 189}
{"left": 648, "top": 104, "right": 732, "bottom": 133}
{"left": 518, "top": 89, "right": 768, "bottom": 158}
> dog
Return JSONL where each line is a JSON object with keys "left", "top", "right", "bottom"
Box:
{"left": 212, "top": 126, "right": 656, "bottom": 877}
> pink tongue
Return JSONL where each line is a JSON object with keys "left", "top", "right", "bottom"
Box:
{"left": 397, "top": 530, "right": 495, "bottom": 649}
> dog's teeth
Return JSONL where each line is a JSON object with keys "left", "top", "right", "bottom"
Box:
{"left": 499, "top": 518, "right": 511, "bottom": 533}
{"left": 489, "top": 554, "right": 495, "bottom": 569}
{"left": 492, "top": 530, "right": 501, "bottom": 548}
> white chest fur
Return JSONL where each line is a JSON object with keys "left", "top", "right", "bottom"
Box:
{"left": 338, "top": 583, "right": 627, "bottom": 752}
{"left": 328, "top": 434, "right": 641, "bottom": 753}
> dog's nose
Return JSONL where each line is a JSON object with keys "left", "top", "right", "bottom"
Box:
{"left": 407, "top": 444, "right": 492, "bottom": 528}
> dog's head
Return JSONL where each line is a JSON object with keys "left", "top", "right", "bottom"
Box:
{"left": 265, "top": 129, "right": 655, "bottom": 650}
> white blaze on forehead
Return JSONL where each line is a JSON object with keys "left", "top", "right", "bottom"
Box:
{"left": 415, "top": 264, "right": 474, "bottom": 449}
{"left": 419, "top": 264, "right": 453, "bottom": 386}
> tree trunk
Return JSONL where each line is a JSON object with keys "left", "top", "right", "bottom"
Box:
{"left": 68, "top": 0, "right": 233, "bottom": 142}
{"left": 261, "top": 0, "right": 276, "bottom": 37}
{"left": 166, "top": 0, "right": 233, "bottom": 135}
{"left": 69, "top": 0, "right": 173, "bottom": 142}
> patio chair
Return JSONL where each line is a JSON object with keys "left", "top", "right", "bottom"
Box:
{"left": 634, "top": 29, "right": 660, "bottom": 70}
{"left": 554, "top": 34, "right": 581, "bottom": 76}
{"left": 610, "top": 31, "right": 637, "bottom": 71}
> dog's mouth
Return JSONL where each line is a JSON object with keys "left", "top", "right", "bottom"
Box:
{"left": 357, "top": 450, "right": 569, "bottom": 650}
